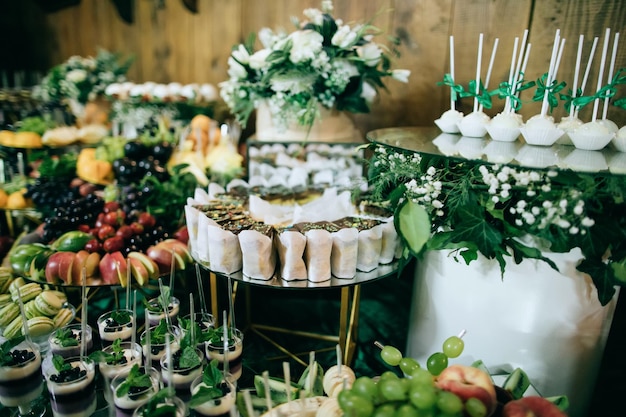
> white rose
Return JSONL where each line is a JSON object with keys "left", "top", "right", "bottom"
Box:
{"left": 232, "top": 44, "right": 250, "bottom": 65}
{"left": 391, "top": 69, "right": 411, "bottom": 83}
{"left": 331, "top": 25, "right": 358, "bottom": 49}
{"left": 288, "top": 30, "right": 323, "bottom": 63}
{"left": 249, "top": 49, "right": 272, "bottom": 70}
{"left": 66, "top": 69, "right": 87, "bottom": 83}
{"left": 360, "top": 81, "right": 377, "bottom": 103}
{"left": 357, "top": 43, "right": 382, "bottom": 67}
{"left": 258, "top": 28, "right": 276, "bottom": 48}
{"left": 303, "top": 8, "right": 324, "bottom": 26}
{"left": 227, "top": 57, "right": 248, "bottom": 79}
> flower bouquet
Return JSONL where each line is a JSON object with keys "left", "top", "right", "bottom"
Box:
{"left": 220, "top": 0, "right": 410, "bottom": 141}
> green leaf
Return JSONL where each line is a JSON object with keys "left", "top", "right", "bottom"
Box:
{"left": 189, "top": 386, "right": 225, "bottom": 408}
{"left": 395, "top": 200, "right": 431, "bottom": 256}
{"left": 0, "top": 336, "right": 26, "bottom": 366}
{"left": 450, "top": 205, "right": 503, "bottom": 259}
{"left": 203, "top": 359, "right": 225, "bottom": 387}
{"left": 179, "top": 346, "right": 201, "bottom": 369}
{"left": 116, "top": 364, "right": 152, "bottom": 397}
{"left": 111, "top": 310, "right": 131, "bottom": 325}
{"left": 577, "top": 258, "right": 616, "bottom": 306}
{"left": 52, "top": 354, "right": 71, "bottom": 373}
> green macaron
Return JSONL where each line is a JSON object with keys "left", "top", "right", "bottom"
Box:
{"left": 11, "top": 283, "right": 42, "bottom": 303}
{"left": 27, "top": 317, "right": 55, "bottom": 338}
{"left": 0, "top": 294, "right": 11, "bottom": 308}
{"left": 2, "top": 316, "right": 23, "bottom": 339}
{"left": 53, "top": 308, "right": 75, "bottom": 329}
{"left": 0, "top": 302, "right": 20, "bottom": 327}
{"left": 24, "top": 300, "right": 40, "bottom": 319}
{"left": 34, "top": 291, "right": 64, "bottom": 317}
{"left": 8, "top": 277, "right": 26, "bottom": 298}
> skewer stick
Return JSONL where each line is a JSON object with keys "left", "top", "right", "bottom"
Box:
{"left": 195, "top": 263, "right": 208, "bottom": 316}
{"left": 512, "top": 29, "right": 529, "bottom": 98}
{"left": 189, "top": 294, "right": 196, "bottom": 348}
{"left": 473, "top": 33, "right": 484, "bottom": 113}
{"left": 552, "top": 38, "right": 567, "bottom": 82}
{"left": 568, "top": 35, "right": 585, "bottom": 118}
{"left": 227, "top": 275, "right": 235, "bottom": 331}
{"left": 602, "top": 32, "right": 620, "bottom": 120}
{"left": 592, "top": 28, "right": 611, "bottom": 122}
{"left": 243, "top": 389, "right": 256, "bottom": 417}
{"left": 222, "top": 310, "right": 230, "bottom": 378}
{"left": 144, "top": 313, "right": 151, "bottom": 368}
{"left": 169, "top": 250, "right": 176, "bottom": 296}
{"left": 575, "top": 36, "right": 599, "bottom": 118}
{"left": 165, "top": 332, "right": 174, "bottom": 395}
{"left": 15, "top": 288, "right": 31, "bottom": 344}
{"left": 449, "top": 35, "right": 456, "bottom": 110}
{"left": 283, "top": 362, "right": 292, "bottom": 405}
{"left": 158, "top": 278, "right": 172, "bottom": 330}
{"left": 479, "top": 38, "right": 499, "bottom": 112}
{"left": 307, "top": 351, "right": 315, "bottom": 397}
{"left": 263, "top": 371, "right": 273, "bottom": 417}
{"left": 125, "top": 259, "right": 131, "bottom": 310}
{"left": 131, "top": 290, "right": 137, "bottom": 348}
{"left": 81, "top": 267, "right": 88, "bottom": 359}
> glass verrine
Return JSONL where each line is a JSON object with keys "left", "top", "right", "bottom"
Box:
{"left": 189, "top": 373, "right": 236, "bottom": 417}
{"left": 204, "top": 327, "right": 244, "bottom": 381}
{"left": 132, "top": 393, "right": 187, "bottom": 417}
{"left": 48, "top": 324, "right": 94, "bottom": 359}
{"left": 159, "top": 347, "right": 204, "bottom": 401}
{"left": 179, "top": 312, "right": 214, "bottom": 355}
{"left": 140, "top": 323, "right": 181, "bottom": 370}
{"left": 145, "top": 297, "right": 181, "bottom": 327}
{"left": 97, "top": 309, "right": 135, "bottom": 347}
{"left": 111, "top": 366, "right": 161, "bottom": 417}
{"left": 0, "top": 338, "right": 44, "bottom": 417}
{"left": 43, "top": 355, "right": 97, "bottom": 417}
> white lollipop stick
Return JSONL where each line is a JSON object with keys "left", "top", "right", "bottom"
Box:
{"left": 569, "top": 35, "right": 585, "bottom": 118}
{"left": 602, "top": 32, "right": 620, "bottom": 120}
{"left": 552, "top": 38, "right": 567, "bottom": 82}
{"left": 511, "top": 43, "right": 532, "bottom": 114}
{"left": 504, "top": 37, "right": 520, "bottom": 113}
{"left": 449, "top": 35, "right": 456, "bottom": 110}
{"left": 575, "top": 36, "right": 599, "bottom": 118}
{"left": 592, "top": 28, "right": 611, "bottom": 122}
{"left": 473, "top": 33, "right": 484, "bottom": 113}
{"left": 513, "top": 29, "right": 529, "bottom": 87}
{"left": 541, "top": 30, "right": 561, "bottom": 117}
{"left": 479, "top": 38, "right": 499, "bottom": 112}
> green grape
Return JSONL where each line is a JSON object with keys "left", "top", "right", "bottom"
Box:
{"left": 378, "top": 377, "right": 407, "bottom": 402}
{"left": 409, "top": 384, "right": 437, "bottom": 409}
{"left": 436, "top": 391, "right": 464, "bottom": 414}
{"left": 351, "top": 376, "right": 378, "bottom": 399}
{"left": 380, "top": 345, "right": 403, "bottom": 366}
{"left": 338, "top": 390, "right": 375, "bottom": 417}
{"left": 394, "top": 403, "right": 419, "bottom": 417}
{"left": 372, "top": 403, "right": 396, "bottom": 417}
{"left": 379, "top": 370, "right": 400, "bottom": 381}
{"left": 426, "top": 352, "right": 448, "bottom": 376}
{"left": 465, "top": 397, "right": 488, "bottom": 417}
{"left": 442, "top": 336, "right": 464, "bottom": 358}
{"left": 410, "top": 368, "right": 434, "bottom": 387}
{"left": 399, "top": 357, "right": 421, "bottom": 376}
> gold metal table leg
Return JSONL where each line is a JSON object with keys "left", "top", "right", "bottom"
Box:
{"left": 210, "top": 272, "right": 218, "bottom": 324}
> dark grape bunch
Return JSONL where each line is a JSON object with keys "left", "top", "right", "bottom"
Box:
{"left": 24, "top": 177, "right": 81, "bottom": 217}
{"left": 42, "top": 193, "right": 104, "bottom": 242}
{"left": 112, "top": 140, "right": 174, "bottom": 185}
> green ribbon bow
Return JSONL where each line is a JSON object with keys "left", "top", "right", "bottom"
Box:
{"left": 570, "top": 68, "right": 626, "bottom": 111}
{"left": 532, "top": 73, "right": 566, "bottom": 112}
{"left": 437, "top": 73, "right": 466, "bottom": 101}
{"left": 494, "top": 77, "right": 536, "bottom": 111}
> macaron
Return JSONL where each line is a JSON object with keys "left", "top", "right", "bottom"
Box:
{"left": 11, "top": 283, "right": 42, "bottom": 303}
{"left": 27, "top": 317, "right": 55, "bottom": 338}
{"left": 53, "top": 308, "right": 74, "bottom": 329}
{"left": 0, "top": 294, "right": 11, "bottom": 308}
{"left": 0, "top": 302, "right": 20, "bottom": 327}
{"left": 8, "top": 277, "right": 26, "bottom": 297}
{"left": 3, "top": 316, "right": 23, "bottom": 339}
{"left": 34, "top": 291, "right": 64, "bottom": 316}
{"left": 24, "top": 300, "right": 40, "bottom": 319}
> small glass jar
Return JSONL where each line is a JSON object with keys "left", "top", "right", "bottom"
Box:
{"left": 111, "top": 366, "right": 160, "bottom": 417}
{"left": 97, "top": 309, "right": 135, "bottom": 347}
{"left": 159, "top": 347, "right": 204, "bottom": 401}
{"left": 205, "top": 328, "right": 244, "bottom": 381}
{"left": 145, "top": 297, "right": 180, "bottom": 327}
{"left": 42, "top": 355, "right": 97, "bottom": 417}
{"left": 140, "top": 325, "right": 181, "bottom": 370}
{"left": 0, "top": 339, "right": 43, "bottom": 410}
{"left": 48, "top": 324, "right": 94, "bottom": 359}
{"left": 189, "top": 373, "right": 236, "bottom": 417}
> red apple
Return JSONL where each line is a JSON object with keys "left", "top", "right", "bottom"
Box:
{"left": 435, "top": 364, "right": 497, "bottom": 416}
{"left": 97, "top": 224, "right": 116, "bottom": 241}
{"left": 127, "top": 251, "right": 160, "bottom": 279}
{"left": 128, "top": 257, "right": 150, "bottom": 286}
{"left": 71, "top": 250, "right": 101, "bottom": 284}
{"left": 160, "top": 238, "right": 192, "bottom": 263}
{"left": 99, "top": 251, "right": 127, "bottom": 285}
{"left": 45, "top": 251, "right": 77, "bottom": 285}
{"left": 502, "top": 396, "right": 567, "bottom": 417}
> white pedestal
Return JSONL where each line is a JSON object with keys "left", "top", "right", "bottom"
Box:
{"left": 407, "top": 249, "right": 619, "bottom": 417}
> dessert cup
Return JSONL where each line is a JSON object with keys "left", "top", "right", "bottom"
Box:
{"left": 0, "top": 339, "right": 44, "bottom": 416}
{"left": 562, "top": 149, "right": 608, "bottom": 172}
{"left": 140, "top": 325, "right": 181, "bottom": 370}
{"left": 111, "top": 366, "right": 161, "bottom": 417}
{"left": 556, "top": 115, "right": 583, "bottom": 145}
{"left": 132, "top": 394, "right": 187, "bottom": 417}
{"left": 569, "top": 121, "right": 614, "bottom": 151}
{"left": 611, "top": 126, "right": 626, "bottom": 152}
{"left": 97, "top": 341, "right": 144, "bottom": 413}
{"left": 48, "top": 324, "right": 94, "bottom": 359}
{"left": 434, "top": 109, "right": 463, "bottom": 134}
{"left": 485, "top": 112, "right": 522, "bottom": 142}
{"left": 145, "top": 297, "right": 181, "bottom": 327}
{"left": 97, "top": 309, "right": 135, "bottom": 347}
{"left": 159, "top": 347, "right": 204, "bottom": 401}
{"left": 43, "top": 356, "right": 97, "bottom": 417}
{"left": 189, "top": 373, "right": 236, "bottom": 417}
{"left": 205, "top": 328, "right": 244, "bottom": 381}
{"left": 457, "top": 111, "right": 490, "bottom": 138}
{"left": 520, "top": 115, "right": 564, "bottom": 146}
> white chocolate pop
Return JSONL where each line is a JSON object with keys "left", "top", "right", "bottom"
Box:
{"left": 569, "top": 120, "right": 615, "bottom": 151}
{"left": 486, "top": 112, "right": 522, "bottom": 142}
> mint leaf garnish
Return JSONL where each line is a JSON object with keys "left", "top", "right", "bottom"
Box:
{"left": 142, "top": 319, "right": 169, "bottom": 345}
{"left": 54, "top": 327, "right": 79, "bottom": 347}
{"left": 89, "top": 337, "right": 126, "bottom": 365}
{"left": 111, "top": 310, "right": 131, "bottom": 325}
{"left": 179, "top": 346, "right": 201, "bottom": 369}
{"left": 0, "top": 336, "right": 25, "bottom": 366}
{"left": 116, "top": 364, "right": 152, "bottom": 397}
{"left": 203, "top": 359, "right": 224, "bottom": 387}
{"left": 189, "top": 386, "right": 224, "bottom": 408}
{"left": 52, "top": 354, "right": 72, "bottom": 373}
{"left": 136, "top": 389, "right": 177, "bottom": 417}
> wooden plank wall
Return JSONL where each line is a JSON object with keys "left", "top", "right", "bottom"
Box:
{"left": 9, "top": 0, "right": 626, "bottom": 132}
